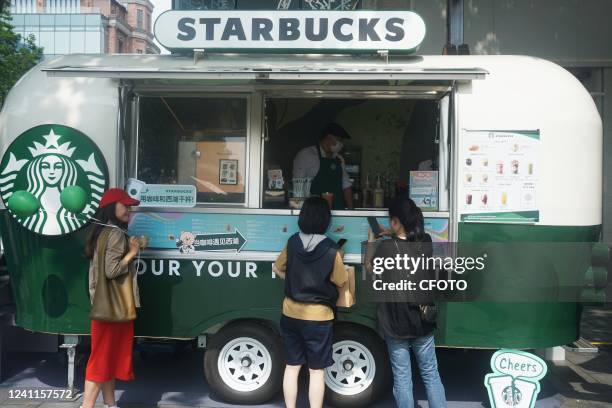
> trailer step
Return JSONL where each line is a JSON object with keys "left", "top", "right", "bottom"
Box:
{"left": 567, "top": 337, "right": 598, "bottom": 353}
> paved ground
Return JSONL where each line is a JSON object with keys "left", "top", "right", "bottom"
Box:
{"left": 0, "top": 305, "right": 610, "bottom": 407}
{"left": 0, "top": 344, "right": 611, "bottom": 407}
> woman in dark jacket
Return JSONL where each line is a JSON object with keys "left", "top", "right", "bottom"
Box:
{"left": 273, "top": 196, "right": 348, "bottom": 408}
{"left": 367, "top": 196, "right": 446, "bottom": 408}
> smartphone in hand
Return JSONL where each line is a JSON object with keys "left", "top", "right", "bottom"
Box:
{"left": 367, "top": 216, "right": 382, "bottom": 238}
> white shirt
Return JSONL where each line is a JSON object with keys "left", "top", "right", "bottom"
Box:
{"left": 292, "top": 145, "right": 352, "bottom": 190}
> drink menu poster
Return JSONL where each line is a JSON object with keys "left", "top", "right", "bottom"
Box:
{"left": 409, "top": 171, "right": 438, "bottom": 211}
{"left": 459, "top": 130, "right": 540, "bottom": 223}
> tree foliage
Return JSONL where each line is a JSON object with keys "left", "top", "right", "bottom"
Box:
{"left": 0, "top": 10, "right": 43, "bottom": 108}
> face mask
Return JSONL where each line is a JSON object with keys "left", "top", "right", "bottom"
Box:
{"left": 331, "top": 141, "right": 343, "bottom": 154}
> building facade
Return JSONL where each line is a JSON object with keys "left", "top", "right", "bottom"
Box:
{"left": 9, "top": 0, "right": 159, "bottom": 55}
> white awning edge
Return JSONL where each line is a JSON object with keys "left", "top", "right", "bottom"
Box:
{"left": 43, "top": 66, "right": 488, "bottom": 81}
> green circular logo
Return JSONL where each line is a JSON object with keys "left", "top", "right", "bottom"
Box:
{"left": 0, "top": 124, "right": 109, "bottom": 236}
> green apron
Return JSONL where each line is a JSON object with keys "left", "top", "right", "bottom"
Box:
{"left": 310, "top": 145, "right": 345, "bottom": 209}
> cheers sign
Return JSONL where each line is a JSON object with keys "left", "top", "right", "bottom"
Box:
{"left": 154, "top": 11, "right": 426, "bottom": 53}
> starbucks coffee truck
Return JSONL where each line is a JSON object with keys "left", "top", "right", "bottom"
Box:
{"left": 0, "top": 10, "right": 608, "bottom": 406}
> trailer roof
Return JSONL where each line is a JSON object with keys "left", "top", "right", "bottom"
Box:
{"left": 42, "top": 53, "right": 488, "bottom": 81}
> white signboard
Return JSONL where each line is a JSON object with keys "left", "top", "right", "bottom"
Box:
{"left": 459, "top": 130, "right": 540, "bottom": 224}
{"left": 126, "top": 178, "right": 196, "bottom": 208}
{"left": 154, "top": 10, "right": 426, "bottom": 52}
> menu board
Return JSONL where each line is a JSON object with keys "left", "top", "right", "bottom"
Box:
{"left": 460, "top": 130, "right": 540, "bottom": 223}
{"left": 409, "top": 171, "right": 438, "bottom": 211}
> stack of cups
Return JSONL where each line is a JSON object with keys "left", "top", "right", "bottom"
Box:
{"left": 304, "top": 178, "right": 312, "bottom": 198}
{"left": 292, "top": 178, "right": 312, "bottom": 199}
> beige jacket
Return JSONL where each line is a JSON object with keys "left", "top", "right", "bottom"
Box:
{"left": 88, "top": 227, "right": 141, "bottom": 308}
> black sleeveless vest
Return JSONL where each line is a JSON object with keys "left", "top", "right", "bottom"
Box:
{"left": 284, "top": 233, "right": 339, "bottom": 310}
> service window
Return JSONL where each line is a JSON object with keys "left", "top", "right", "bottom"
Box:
{"left": 137, "top": 96, "right": 248, "bottom": 205}
{"left": 262, "top": 97, "right": 445, "bottom": 211}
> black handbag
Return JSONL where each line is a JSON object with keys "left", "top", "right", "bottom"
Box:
{"left": 419, "top": 304, "right": 438, "bottom": 324}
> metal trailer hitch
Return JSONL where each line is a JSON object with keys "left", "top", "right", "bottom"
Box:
{"left": 59, "top": 335, "right": 80, "bottom": 397}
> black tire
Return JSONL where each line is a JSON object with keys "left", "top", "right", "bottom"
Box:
{"left": 325, "top": 323, "right": 391, "bottom": 408}
{"left": 204, "top": 321, "right": 283, "bottom": 405}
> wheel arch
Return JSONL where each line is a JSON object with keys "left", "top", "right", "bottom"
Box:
{"left": 192, "top": 310, "right": 281, "bottom": 339}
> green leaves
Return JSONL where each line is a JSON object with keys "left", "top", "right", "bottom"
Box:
{"left": 0, "top": 10, "right": 42, "bottom": 108}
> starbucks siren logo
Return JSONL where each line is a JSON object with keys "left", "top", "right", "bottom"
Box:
{"left": 484, "top": 349, "right": 547, "bottom": 408}
{"left": 0, "top": 125, "right": 108, "bottom": 236}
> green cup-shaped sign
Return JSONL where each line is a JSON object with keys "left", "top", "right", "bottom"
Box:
{"left": 7, "top": 190, "right": 40, "bottom": 218}
{"left": 60, "top": 185, "right": 88, "bottom": 213}
{"left": 492, "top": 350, "right": 547, "bottom": 380}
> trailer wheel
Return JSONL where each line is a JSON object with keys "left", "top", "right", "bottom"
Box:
{"left": 324, "top": 324, "right": 391, "bottom": 408}
{"left": 204, "top": 321, "right": 282, "bottom": 404}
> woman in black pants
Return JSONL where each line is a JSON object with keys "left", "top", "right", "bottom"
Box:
{"left": 273, "top": 196, "right": 348, "bottom": 408}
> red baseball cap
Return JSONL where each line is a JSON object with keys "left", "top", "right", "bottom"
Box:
{"left": 99, "top": 188, "right": 140, "bottom": 208}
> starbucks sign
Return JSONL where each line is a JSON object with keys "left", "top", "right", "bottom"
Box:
{"left": 0, "top": 125, "right": 109, "bottom": 236}
{"left": 154, "top": 10, "right": 426, "bottom": 53}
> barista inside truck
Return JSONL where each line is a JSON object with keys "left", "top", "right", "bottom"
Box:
{"left": 292, "top": 123, "right": 354, "bottom": 210}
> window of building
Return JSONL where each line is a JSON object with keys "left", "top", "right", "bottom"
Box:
{"left": 137, "top": 9, "right": 144, "bottom": 29}
{"left": 24, "top": 13, "right": 39, "bottom": 29}
{"left": 38, "top": 31, "right": 54, "bottom": 54}
{"left": 85, "top": 30, "right": 101, "bottom": 53}
{"left": 70, "top": 14, "right": 85, "bottom": 27}
{"left": 86, "top": 14, "right": 101, "bottom": 26}
{"left": 70, "top": 30, "right": 86, "bottom": 53}
{"left": 11, "top": 14, "right": 25, "bottom": 26}
{"left": 55, "top": 14, "right": 70, "bottom": 29}
{"left": 40, "top": 14, "right": 54, "bottom": 28}
{"left": 55, "top": 31, "right": 70, "bottom": 54}
{"left": 137, "top": 97, "right": 248, "bottom": 205}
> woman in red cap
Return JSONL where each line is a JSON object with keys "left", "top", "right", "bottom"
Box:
{"left": 81, "top": 188, "right": 144, "bottom": 408}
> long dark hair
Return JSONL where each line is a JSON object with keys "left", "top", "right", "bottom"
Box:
{"left": 84, "top": 203, "right": 127, "bottom": 259}
{"left": 388, "top": 196, "right": 425, "bottom": 242}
